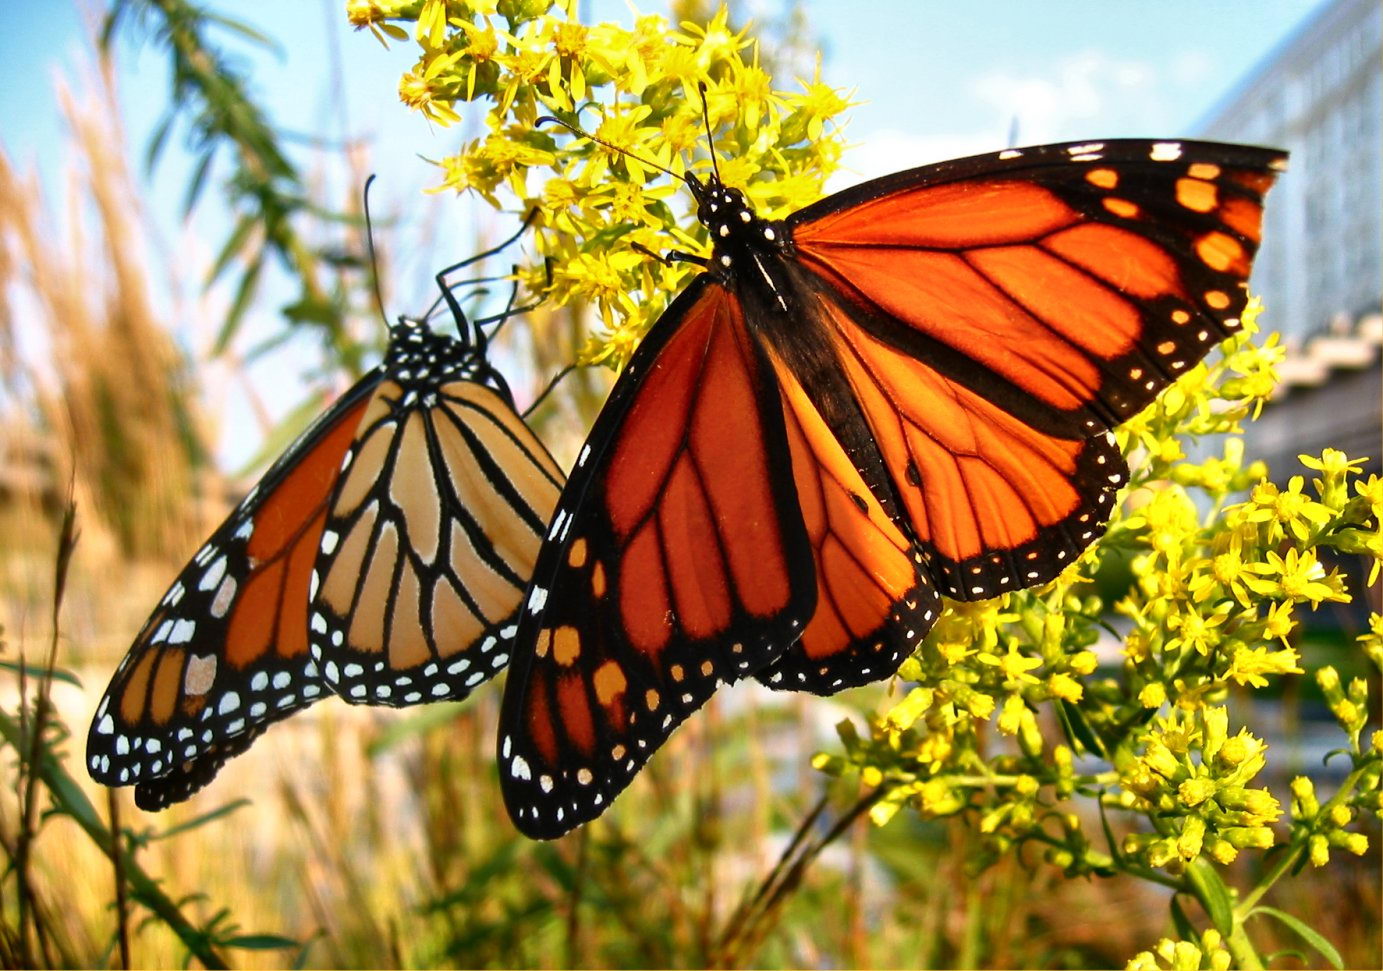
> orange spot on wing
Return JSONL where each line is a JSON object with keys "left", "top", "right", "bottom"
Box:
{"left": 1102, "top": 198, "right": 1139, "bottom": 218}
{"left": 619, "top": 522, "right": 672, "bottom": 654}
{"left": 148, "top": 648, "right": 185, "bottom": 726}
{"left": 567, "top": 538, "right": 588, "bottom": 568}
{"left": 556, "top": 674, "right": 596, "bottom": 756}
{"left": 225, "top": 557, "right": 284, "bottom": 668}
{"left": 1187, "top": 162, "right": 1221, "bottom": 180}
{"left": 1176, "top": 178, "right": 1218, "bottom": 212}
{"left": 553, "top": 626, "right": 581, "bottom": 666}
{"left": 247, "top": 397, "right": 368, "bottom": 561}
{"left": 120, "top": 651, "right": 158, "bottom": 724}
{"left": 1085, "top": 168, "right": 1119, "bottom": 188}
{"left": 1196, "top": 231, "right": 1249, "bottom": 275}
{"left": 593, "top": 661, "right": 626, "bottom": 705}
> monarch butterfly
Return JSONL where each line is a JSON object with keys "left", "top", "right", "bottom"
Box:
{"left": 88, "top": 227, "right": 563, "bottom": 810}
{"left": 498, "top": 135, "right": 1286, "bottom": 839}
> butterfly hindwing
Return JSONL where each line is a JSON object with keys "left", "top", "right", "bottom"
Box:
{"left": 499, "top": 278, "right": 817, "bottom": 839}
{"left": 749, "top": 339, "right": 941, "bottom": 694}
{"left": 311, "top": 321, "right": 563, "bottom": 705}
{"left": 87, "top": 378, "right": 376, "bottom": 810}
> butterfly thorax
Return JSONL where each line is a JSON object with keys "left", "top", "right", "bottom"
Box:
{"left": 384, "top": 316, "right": 507, "bottom": 407}
{"left": 692, "top": 177, "right": 787, "bottom": 278}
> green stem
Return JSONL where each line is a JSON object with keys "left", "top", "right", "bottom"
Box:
{"left": 1225, "top": 921, "right": 1265, "bottom": 970}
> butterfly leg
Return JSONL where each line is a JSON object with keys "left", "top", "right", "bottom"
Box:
{"left": 630, "top": 242, "right": 710, "bottom": 269}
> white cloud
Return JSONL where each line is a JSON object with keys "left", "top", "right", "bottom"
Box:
{"left": 971, "top": 50, "right": 1165, "bottom": 143}
{"left": 833, "top": 129, "right": 1001, "bottom": 189}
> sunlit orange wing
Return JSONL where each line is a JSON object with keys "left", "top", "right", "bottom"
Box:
{"left": 751, "top": 344, "right": 941, "bottom": 693}
{"left": 498, "top": 278, "right": 815, "bottom": 839}
{"left": 786, "top": 139, "right": 1283, "bottom": 598}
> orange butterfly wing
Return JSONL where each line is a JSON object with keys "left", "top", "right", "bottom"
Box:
{"left": 782, "top": 141, "right": 1281, "bottom": 601}
{"left": 87, "top": 380, "right": 375, "bottom": 810}
{"left": 498, "top": 278, "right": 815, "bottom": 838}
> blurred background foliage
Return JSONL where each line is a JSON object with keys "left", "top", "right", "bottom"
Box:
{"left": 0, "top": 0, "right": 1377, "bottom": 969}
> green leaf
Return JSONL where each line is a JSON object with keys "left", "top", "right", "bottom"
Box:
{"left": 222, "top": 934, "right": 301, "bottom": 951}
{"left": 182, "top": 148, "right": 217, "bottom": 219}
{"left": 1169, "top": 894, "right": 1198, "bottom": 941}
{"left": 1248, "top": 906, "right": 1344, "bottom": 970}
{"left": 201, "top": 11, "right": 280, "bottom": 54}
{"left": 213, "top": 253, "right": 264, "bottom": 354}
{"left": 1185, "top": 857, "right": 1233, "bottom": 937}
{"left": 205, "top": 212, "right": 258, "bottom": 287}
{"left": 1056, "top": 700, "right": 1106, "bottom": 758}
{"left": 145, "top": 110, "right": 176, "bottom": 174}
{"left": 152, "top": 799, "right": 252, "bottom": 840}
{"left": 0, "top": 660, "right": 82, "bottom": 688}
{"left": 280, "top": 293, "right": 338, "bottom": 327}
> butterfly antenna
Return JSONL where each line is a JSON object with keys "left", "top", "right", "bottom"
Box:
{"left": 522, "top": 363, "right": 576, "bottom": 420}
{"left": 362, "top": 175, "right": 392, "bottom": 330}
{"left": 537, "top": 115, "right": 686, "bottom": 184}
{"left": 697, "top": 81, "right": 722, "bottom": 182}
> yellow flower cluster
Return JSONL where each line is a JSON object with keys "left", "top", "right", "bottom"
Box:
{"left": 1126, "top": 931, "right": 1231, "bottom": 971}
{"left": 349, "top": 0, "right": 850, "bottom": 361}
{"left": 819, "top": 297, "right": 1382, "bottom": 897}
{"left": 1118, "top": 708, "right": 1280, "bottom": 869}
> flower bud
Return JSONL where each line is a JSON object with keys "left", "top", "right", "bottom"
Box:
{"left": 1179, "top": 777, "right": 1217, "bottom": 807}
{"left": 1045, "top": 846, "right": 1074, "bottom": 868}
{"left": 1290, "top": 776, "right": 1319, "bottom": 817}
{"left": 1178, "top": 816, "right": 1206, "bottom": 860}
{"left": 1211, "top": 948, "right": 1232, "bottom": 971}
{"left": 1049, "top": 673, "right": 1083, "bottom": 703}
{"left": 1206, "top": 836, "right": 1238, "bottom": 865}
{"left": 1146, "top": 838, "right": 1178, "bottom": 867}
{"left": 1328, "top": 803, "right": 1352, "bottom": 828}
{"left": 1222, "top": 826, "right": 1274, "bottom": 849}
{"left": 1328, "top": 830, "right": 1369, "bottom": 855}
{"left": 1139, "top": 682, "right": 1167, "bottom": 708}
{"left": 1018, "top": 708, "right": 1044, "bottom": 759}
{"left": 1215, "top": 734, "right": 1250, "bottom": 767}
{"left": 1144, "top": 740, "right": 1182, "bottom": 780}
{"left": 1309, "top": 833, "right": 1330, "bottom": 867}
{"left": 1316, "top": 665, "right": 1343, "bottom": 703}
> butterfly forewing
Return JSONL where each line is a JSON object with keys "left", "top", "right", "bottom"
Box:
{"left": 311, "top": 321, "right": 563, "bottom": 705}
{"left": 786, "top": 139, "right": 1283, "bottom": 600}
{"left": 87, "top": 379, "right": 377, "bottom": 809}
{"left": 498, "top": 279, "right": 816, "bottom": 839}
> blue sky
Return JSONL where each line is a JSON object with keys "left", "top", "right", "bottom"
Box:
{"left": 0, "top": 0, "right": 1330, "bottom": 468}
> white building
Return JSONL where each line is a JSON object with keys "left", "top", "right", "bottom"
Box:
{"left": 1197, "top": 0, "right": 1382, "bottom": 476}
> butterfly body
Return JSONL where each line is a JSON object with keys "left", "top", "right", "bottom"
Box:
{"left": 500, "top": 137, "right": 1285, "bottom": 839}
